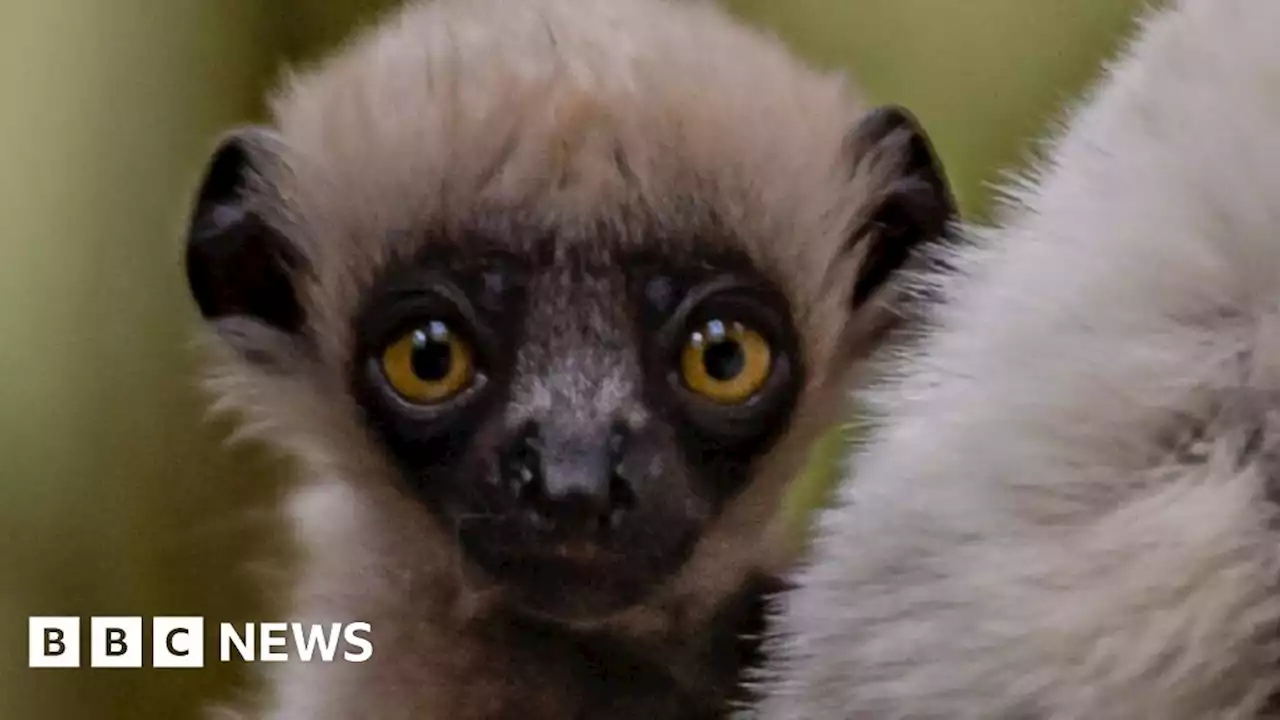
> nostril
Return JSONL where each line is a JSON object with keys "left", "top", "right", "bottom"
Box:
{"left": 503, "top": 421, "right": 543, "bottom": 495}
{"left": 606, "top": 423, "right": 637, "bottom": 515}
{"left": 598, "top": 468, "right": 636, "bottom": 536}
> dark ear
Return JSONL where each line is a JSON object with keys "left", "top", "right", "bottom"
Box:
{"left": 185, "top": 127, "right": 306, "bottom": 335}
{"left": 845, "top": 105, "right": 956, "bottom": 308}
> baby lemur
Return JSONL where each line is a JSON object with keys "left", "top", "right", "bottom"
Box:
{"left": 183, "top": 0, "right": 954, "bottom": 717}
{"left": 749, "top": 0, "right": 1280, "bottom": 718}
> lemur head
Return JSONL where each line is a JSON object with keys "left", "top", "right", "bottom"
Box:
{"left": 183, "top": 0, "right": 954, "bottom": 624}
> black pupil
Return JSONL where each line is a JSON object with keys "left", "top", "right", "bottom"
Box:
{"left": 410, "top": 327, "right": 453, "bottom": 381}
{"left": 703, "top": 340, "right": 745, "bottom": 382}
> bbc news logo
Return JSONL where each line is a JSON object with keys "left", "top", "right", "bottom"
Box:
{"left": 29, "top": 617, "right": 373, "bottom": 668}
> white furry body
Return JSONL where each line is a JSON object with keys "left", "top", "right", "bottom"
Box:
{"left": 751, "top": 1, "right": 1280, "bottom": 718}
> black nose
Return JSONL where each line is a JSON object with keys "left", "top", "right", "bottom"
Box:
{"left": 501, "top": 421, "right": 636, "bottom": 536}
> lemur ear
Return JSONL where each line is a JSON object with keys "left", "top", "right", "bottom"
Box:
{"left": 844, "top": 105, "right": 956, "bottom": 308}
{"left": 184, "top": 127, "right": 306, "bottom": 335}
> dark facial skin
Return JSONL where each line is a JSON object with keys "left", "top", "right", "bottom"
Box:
{"left": 349, "top": 231, "right": 804, "bottom": 622}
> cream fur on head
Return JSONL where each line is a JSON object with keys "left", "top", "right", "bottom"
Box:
{"left": 749, "top": 0, "right": 1280, "bottom": 717}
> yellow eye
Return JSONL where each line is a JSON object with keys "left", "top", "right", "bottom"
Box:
{"left": 380, "top": 320, "right": 474, "bottom": 403}
{"left": 680, "top": 320, "right": 772, "bottom": 404}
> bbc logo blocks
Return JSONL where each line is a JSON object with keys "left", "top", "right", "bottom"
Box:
{"left": 29, "top": 617, "right": 372, "bottom": 667}
{"left": 29, "top": 617, "right": 204, "bottom": 668}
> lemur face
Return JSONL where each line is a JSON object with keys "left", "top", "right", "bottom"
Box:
{"left": 346, "top": 231, "right": 805, "bottom": 619}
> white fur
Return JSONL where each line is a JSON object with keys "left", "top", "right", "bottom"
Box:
{"left": 750, "top": 1, "right": 1280, "bottom": 718}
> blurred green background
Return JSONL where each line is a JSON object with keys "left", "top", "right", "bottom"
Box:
{"left": 0, "top": 1, "right": 1146, "bottom": 717}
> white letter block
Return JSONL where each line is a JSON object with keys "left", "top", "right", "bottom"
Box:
{"left": 91, "top": 616, "right": 142, "bottom": 668}
{"left": 153, "top": 617, "right": 204, "bottom": 668}
{"left": 29, "top": 617, "right": 80, "bottom": 668}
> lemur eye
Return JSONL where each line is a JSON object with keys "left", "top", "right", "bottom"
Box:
{"left": 380, "top": 320, "right": 474, "bottom": 403}
{"left": 680, "top": 319, "right": 772, "bottom": 404}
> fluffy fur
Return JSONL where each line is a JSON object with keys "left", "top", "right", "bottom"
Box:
{"left": 749, "top": 0, "right": 1280, "bottom": 718}
{"left": 186, "top": 1, "right": 954, "bottom": 718}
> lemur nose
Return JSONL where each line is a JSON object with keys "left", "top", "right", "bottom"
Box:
{"left": 502, "top": 421, "right": 636, "bottom": 536}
